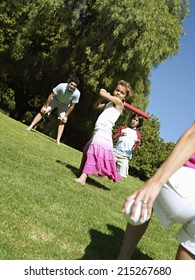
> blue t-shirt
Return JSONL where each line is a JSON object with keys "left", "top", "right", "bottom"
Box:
{"left": 113, "top": 127, "right": 140, "bottom": 159}
{"left": 53, "top": 83, "right": 80, "bottom": 105}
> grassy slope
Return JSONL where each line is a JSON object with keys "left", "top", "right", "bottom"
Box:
{"left": 0, "top": 112, "right": 180, "bottom": 260}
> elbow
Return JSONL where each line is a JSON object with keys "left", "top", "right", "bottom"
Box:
{"left": 99, "top": 88, "right": 107, "bottom": 97}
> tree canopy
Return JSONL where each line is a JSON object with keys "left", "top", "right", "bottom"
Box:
{"left": 0, "top": 0, "right": 189, "bottom": 178}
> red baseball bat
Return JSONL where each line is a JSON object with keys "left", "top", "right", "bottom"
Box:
{"left": 124, "top": 102, "right": 150, "bottom": 119}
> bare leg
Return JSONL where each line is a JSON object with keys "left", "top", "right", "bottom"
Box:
{"left": 117, "top": 219, "right": 150, "bottom": 260}
{"left": 56, "top": 122, "right": 65, "bottom": 145}
{"left": 74, "top": 173, "right": 88, "bottom": 185}
{"left": 27, "top": 112, "right": 43, "bottom": 130}
{"left": 175, "top": 244, "right": 195, "bottom": 260}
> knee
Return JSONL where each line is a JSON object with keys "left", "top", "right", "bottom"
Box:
{"left": 40, "top": 111, "right": 46, "bottom": 117}
{"left": 58, "top": 120, "right": 65, "bottom": 125}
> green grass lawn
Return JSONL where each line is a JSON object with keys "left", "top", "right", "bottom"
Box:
{"left": 0, "top": 112, "right": 180, "bottom": 260}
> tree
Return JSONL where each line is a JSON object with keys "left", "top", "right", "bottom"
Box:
{"left": 0, "top": 0, "right": 189, "bottom": 173}
{"left": 58, "top": 0, "right": 189, "bottom": 149}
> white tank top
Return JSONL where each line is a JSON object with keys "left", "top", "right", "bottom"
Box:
{"left": 94, "top": 102, "right": 122, "bottom": 134}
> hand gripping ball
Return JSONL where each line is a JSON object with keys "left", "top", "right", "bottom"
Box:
{"left": 123, "top": 199, "right": 150, "bottom": 225}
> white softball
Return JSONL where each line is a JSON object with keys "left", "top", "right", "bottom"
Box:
{"left": 123, "top": 199, "right": 150, "bottom": 225}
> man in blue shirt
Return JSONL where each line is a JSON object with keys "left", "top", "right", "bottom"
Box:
{"left": 27, "top": 76, "right": 80, "bottom": 144}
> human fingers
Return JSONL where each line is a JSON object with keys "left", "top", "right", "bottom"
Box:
{"left": 122, "top": 192, "right": 138, "bottom": 212}
{"left": 132, "top": 194, "right": 153, "bottom": 222}
{"left": 123, "top": 198, "right": 151, "bottom": 225}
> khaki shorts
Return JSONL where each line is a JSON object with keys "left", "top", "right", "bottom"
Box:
{"left": 45, "top": 98, "right": 67, "bottom": 120}
{"left": 113, "top": 150, "right": 129, "bottom": 178}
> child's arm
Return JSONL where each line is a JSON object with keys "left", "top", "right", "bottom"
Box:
{"left": 132, "top": 131, "right": 141, "bottom": 151}
{"left": 113, "top": 126, "right": 127, "bottom": 138}
{"left": 113, "top": 133, "right": 120, "bottom": 143}
{"left": 113, "top": 126, "right": 128, "bottom": 143}
{"left": 99, "top": 89, "right": 123, "bottom": 109}
{"left": 113, "top": 127, "right": 121, "bottom": 139}
{"left": 93, "top": 97, "right": 106, "bottom": 110}
{"left": 132, "top": 139, "right": 141, "bottom": 152}
{"left": 93, "top": 89, "right": 110, "bottom": 110}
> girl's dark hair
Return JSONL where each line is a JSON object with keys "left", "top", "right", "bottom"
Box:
{"left": 131, "top": 113, "right": 144, "bottom": 128}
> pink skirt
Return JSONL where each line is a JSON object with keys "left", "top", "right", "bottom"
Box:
{"left": 80, "top": 133, "right": 122, "bottom": 182}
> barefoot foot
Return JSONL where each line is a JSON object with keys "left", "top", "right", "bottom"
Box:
{"left": 74, "top": 178, "right": 86, "bottom": 185}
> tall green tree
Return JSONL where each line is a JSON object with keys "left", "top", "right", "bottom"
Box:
{"left": 0, "top": 0, "right": 189, "bottom": 116}
{"left": 0, "top": 0, "right": 189, "bottom": 176}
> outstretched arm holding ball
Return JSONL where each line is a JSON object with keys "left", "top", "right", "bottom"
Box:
{"left": 118, "top": 121, "right": 195, "bottom": 260}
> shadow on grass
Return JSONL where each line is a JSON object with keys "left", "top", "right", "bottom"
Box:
{"left": 79, "top": 224, "right": 152, "bottom": 260}
{"left": 56, "top": 160, "right": 111, "bottom": 191}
